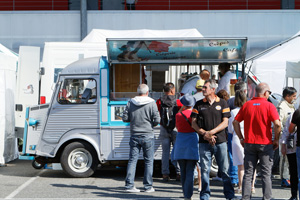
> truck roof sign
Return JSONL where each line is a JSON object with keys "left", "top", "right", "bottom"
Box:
{"left": 106, "top": 38, "right": 247, "bottom": 64}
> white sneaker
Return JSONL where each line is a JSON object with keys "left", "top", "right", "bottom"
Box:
{"left": 212, "top": 176, "right": 222, "bottom": 181}
{"left": 125, "top": 187, "right": 140, "bottom": 193}
{"left": 145, "top": 187, "right": 155, "bottom": 193}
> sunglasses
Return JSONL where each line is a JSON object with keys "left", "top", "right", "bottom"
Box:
{"left": 267, "top": 90, "right": 272, "bottom": 95}
{"left": 202, "top": 86, "right": 208, "bottom": 89}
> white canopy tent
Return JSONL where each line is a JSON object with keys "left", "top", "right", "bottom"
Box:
{"left": 245, "top": 31, "right": 300, "bottom": 95}
{"left": 0, "top": 50, "right": 18, "bottom": 164}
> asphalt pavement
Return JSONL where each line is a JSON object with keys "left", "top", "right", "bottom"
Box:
{"left": 0, "top": 159, "right": 292, "bottom": 200}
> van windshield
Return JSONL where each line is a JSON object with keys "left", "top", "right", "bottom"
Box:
{"left": 57, "top": 79, "right": 97, "bottom": 104}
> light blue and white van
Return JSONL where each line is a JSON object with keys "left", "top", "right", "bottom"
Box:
{"left": 21, "top": 38, "right": 247, "bottom": 177}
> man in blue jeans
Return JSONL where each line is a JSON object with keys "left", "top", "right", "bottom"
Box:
{"left": 156, "top": 82, "right": 182, "bottom": 181}
{"left": 122, "top": 84, "right": 160, "bottom": 193}
{"left": 191, "top": 79, "right": 235, "bottom": 200}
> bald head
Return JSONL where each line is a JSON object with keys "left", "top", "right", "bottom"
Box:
{"left": 255, "top": 83, "right": 270, "bottom": 98}
{"left": 200, "top": 69, "right": 210, "bottom": 81}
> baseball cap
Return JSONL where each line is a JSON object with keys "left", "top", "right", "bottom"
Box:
{"left": 196, "top": 79, "right": 205, "bottom": 89}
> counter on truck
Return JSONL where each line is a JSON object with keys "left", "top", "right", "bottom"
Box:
{"left": 21, "top": 38, "right": 247, "bottom": 177}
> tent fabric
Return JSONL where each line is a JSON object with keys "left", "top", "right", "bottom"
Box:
{"left": 0, "top": 44, "right": 18, "bottom": 60}
{"left": 286, "top": 60, "right": 300, "bottom": 78}
{"left": 0, "top": 53, "right": 18, "bottom": 164}
{"left": 247, "top": 35, "right": 300, "bottom": 94}
{"left": 82, "top": 29, "right": 203, "bottom": 43}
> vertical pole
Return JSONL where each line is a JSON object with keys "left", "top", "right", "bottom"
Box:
{"left": 80, "top": 0, "right": 88, "bottom": 40}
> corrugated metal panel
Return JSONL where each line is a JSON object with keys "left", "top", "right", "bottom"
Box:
{"left": 110, "top": 127, "right": 162, "bottom": 160}
{"left": 43, "top": 104, "right": 99, "bottom": 143}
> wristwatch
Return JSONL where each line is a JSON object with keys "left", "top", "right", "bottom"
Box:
{"left": 240, "top": 138, "right": 244, "bottom": 141}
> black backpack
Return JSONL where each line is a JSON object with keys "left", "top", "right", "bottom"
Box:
{"left": 160, "top": 95, "right": 178, "bottom": 133}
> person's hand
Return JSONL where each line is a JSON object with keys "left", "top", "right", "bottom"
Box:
{"left": 209, "top": 137, "right": 216, "bottom": 146}
{"left": 281, "top": 144, "right": 286, "bottom": 156}
{"left": 240, "top": 139, "right": 245, "bottom": 148}
{"left": 204, "top": 130, "right": 215, "bottom": 141}
{"left": 273, "top": 139, "right": 279, "bottom": 150}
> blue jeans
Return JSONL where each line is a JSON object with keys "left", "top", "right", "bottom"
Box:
{"left": 296, "top": 147, "right": 300, "bottom": 198}
{"left": 160, "top": 126, "right": 180, "bottom": 175}
{"left": 125, "top": 135, "right": 154, "bottom": 190}
{"left": 228, "top": 132, "right": 238, "bottom": 184}
{"left": 178, "top": 160, "right": 197, "bottom": 198}
{"left": 199, "top": 142, "right": 234, "bottom": 200}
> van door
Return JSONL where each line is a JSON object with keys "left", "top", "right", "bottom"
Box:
{"left": 42, "top": 76, "right": 99, "bottom": 144}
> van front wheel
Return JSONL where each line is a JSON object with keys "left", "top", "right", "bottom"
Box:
{"left": 60, "top": 141, "right": 98, "bottom": 178}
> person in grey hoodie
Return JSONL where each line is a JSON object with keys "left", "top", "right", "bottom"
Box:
{"left": 122, "top": 84, "right": 160, "bottom": 193}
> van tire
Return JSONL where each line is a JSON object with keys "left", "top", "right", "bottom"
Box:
{"left": 32, "top": 160, "right": 45, "bottom": 169}
{"left": 60, "top": 141, "right": 98, "bottom": 178}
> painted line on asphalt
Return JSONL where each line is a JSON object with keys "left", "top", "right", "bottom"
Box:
{"left": 4, "top": 169, "right": 46, "bottom": 199}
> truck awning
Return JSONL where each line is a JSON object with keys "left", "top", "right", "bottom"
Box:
{"left": 106, "top": 38, "right": 247, "bottom": 64}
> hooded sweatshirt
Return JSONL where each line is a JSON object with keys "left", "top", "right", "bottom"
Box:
{"left": 122, "top": 96, "right": 161, "bottom": 136}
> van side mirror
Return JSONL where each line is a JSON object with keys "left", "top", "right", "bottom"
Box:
{"left": 16, "top": 104, "right": 23, "bottom": 111}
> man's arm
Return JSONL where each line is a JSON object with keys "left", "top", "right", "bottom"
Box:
{"left": 233, "top": 119, "right": 244, "bottom": 147}
{"left": 191, "top": 117, "right": 206, "bottom": 136}
{"left": 289, "top": 122, "right": 296, "bottom": 133}
{"left": 122, "top": 102, "right": 130, "bottom": 123}
{"left": 273, "top": 119, "right": 281, "bottom": 150}
{"left": 204, "top": 117, "right": 228, "bottom": 140}
{"left": 152, "top": 102, "right": 161, "bottom": 127}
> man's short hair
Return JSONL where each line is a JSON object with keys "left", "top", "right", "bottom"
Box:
{"left": 218, "top": 63, "right": 231, "bottom": 71}
{"left": 282, "top": 87, "right": 297, "bottom": 98}
{"left": 234, "top": 81, "right": 247, "bottom": 92}
{"left": 163, "top": 82, "right": 175, "bottom": 92}
{"left": 137, "top": 84, "right": 149, "bottom": 95}
{"left": 255, "top": 83, "right": 269, "bottom": 95}
{"left": 204, "top": 79, "right": 217, "bottom": 90}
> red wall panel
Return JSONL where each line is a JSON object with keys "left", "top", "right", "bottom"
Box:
{"left": 0, "top": 0, "right": 69, "bottom": 11}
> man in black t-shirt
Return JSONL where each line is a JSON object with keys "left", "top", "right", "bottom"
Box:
{"left": 289, "top": 108, "right": 300, "bottom": 198}
{"left": 191, "top": 79, "right": 235, "bottom": 200}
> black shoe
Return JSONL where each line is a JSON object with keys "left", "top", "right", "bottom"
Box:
{"left": 289, "top": 197, "right": 298, "bottom": 200}
{"left": 176, "top": 174, "right": 181, "bottom": 181}
{"left": 162, "top": 175, "right": 170, "bottom": 182}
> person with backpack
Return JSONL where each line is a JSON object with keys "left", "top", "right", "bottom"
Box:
{"left": 156, "top": 82, "right": 182, "bottom": 182}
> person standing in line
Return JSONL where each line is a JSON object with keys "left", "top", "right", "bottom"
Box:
{"left": 122, "top": 84, "right": 160, "bottom": 193}
{"left": 156, "top": 82, "right": 182, "bottom": 182}
{"left": 278, "top": 87, "right": 297, "bottom": 187}
{"left": 173, "top": 93, "right": 198, "bottom": 200}
{"left": 216, "top": 63, "right": 236, "bottom": 94}
{"left": 283, "top": 112, "right": 298, "bottom": 200}
{"left": 217, "top": 89, "right": 238, "bottom": 187}
{"left": 192, "top": 79, "right": 204, "bottom": 192}
{"left": 289, "top": 106, "right": 300, "bottom": 199}
{"left": 191, "top": 79, "right": 235, "bottom": 200}
{"left": 228, "top": 81, "right": 256, "bottom": 194}
{"left": 233, "top": 83, "right": 281, "bottom": 200}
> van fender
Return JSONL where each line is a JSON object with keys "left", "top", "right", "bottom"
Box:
{"left": 53, "top": 128, "right": 102, "bottom": 162}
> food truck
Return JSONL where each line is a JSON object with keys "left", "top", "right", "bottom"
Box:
{"left": 21, "top": 38, "right": 247, "bottom": 177}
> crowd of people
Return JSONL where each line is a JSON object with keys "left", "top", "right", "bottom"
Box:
{"left": 122, "top": 63, "right": 300, "bottom": 200}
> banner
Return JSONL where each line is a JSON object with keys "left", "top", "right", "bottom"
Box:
{"left": 107, "top": 38, "right": 247, "bottom": 64}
